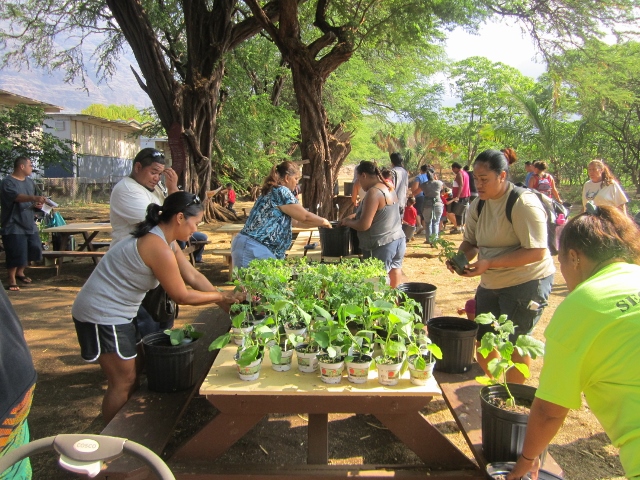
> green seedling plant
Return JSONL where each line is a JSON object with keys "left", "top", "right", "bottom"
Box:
{"left": 406, "top": 329, "right": 442, "bottom": 370}
{"left": 475, "top": 312, "right": 545, "bottom": 406}
{"left": 265, "top": 299, "right": 299, "bottom": 365}
{"left": 430, "top": 235, "right": 469, "bottom": 274}
{"left": 209, "top": 319, "right": 275, "bottom": 367}
{"left": 337, "top": 304, "right": 375, "bottom": 362}
{"left": 164, "top": 324, "right": 203, "bottom": 345}
{"left": 372, "top": 300, "right": 416, "bottom": 365}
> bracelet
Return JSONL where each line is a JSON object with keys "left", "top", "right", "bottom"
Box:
{"left": 521, "top": 453, "right": 536, "bottom": 462}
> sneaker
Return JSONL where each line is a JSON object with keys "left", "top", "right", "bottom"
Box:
{"left": 450, "top": 228, "right": 461, "bottom": 234}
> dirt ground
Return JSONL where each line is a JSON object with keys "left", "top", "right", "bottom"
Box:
{"left": 1, "top": 176, "right": 625, "bottom": 479}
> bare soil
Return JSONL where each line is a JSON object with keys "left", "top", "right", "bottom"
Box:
{"left": 1, "top": 181, "right": 624, "bottom": 479}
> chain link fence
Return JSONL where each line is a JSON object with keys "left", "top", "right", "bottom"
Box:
{"left": 36, "top": 176, "right": 127, "bottom": 204}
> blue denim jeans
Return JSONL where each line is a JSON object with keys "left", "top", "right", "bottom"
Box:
{"left": 422, "top": 201, "right": 443, "bottom": 242}
{"left": 176, "top": 231, "right": 208, "bottom": 262}
{"left": 231, "top": 233, "right": 276, "bottom": 269}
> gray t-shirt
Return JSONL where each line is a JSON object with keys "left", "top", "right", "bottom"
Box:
{"left": 356, "top": 187, "right": 405, "bottom": 250}
{"left": 0, "top": 176, "right": 38, "bottom": 235}
{"left": 391, "top": 166, "right": 409, "bottom": 208}
{"left": 72, "top": 226, "right": 173, "bottom": 325}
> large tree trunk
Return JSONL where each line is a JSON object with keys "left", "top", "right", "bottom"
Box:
{"left": 106, "top": 0, "right": 276, "bottom": 222}
{"left": 295, "top": 73, "right": 352, "bottom": 219}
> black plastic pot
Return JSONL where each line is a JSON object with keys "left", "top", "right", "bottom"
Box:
{"left": 142, "top": 332, "right": 197, "bottom": 393}
{"left": 480, "top": 383, "right": 542, "bottom": 463}
{"left": 397, "top": 282, "right": 437, "bottom": 322}
{"left": 344, "top": 181, "right": 354, "bottom": 196}
{"left": 426, "top": 316, "right": 478, "bottom": 373}
{"left": 319, "top": 221, "right": 351, "bottom": 257}
{"left": 449, "top": 251, "right": 469, "bottom": 275}
{"left": 349, "top": 227, "right": 361, "bottom": 255}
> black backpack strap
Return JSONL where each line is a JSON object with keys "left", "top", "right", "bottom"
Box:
{"left": 477, "top": 184, "right": 524, "bottom": 223}
{"left": 505, "top": 186, "right": 526, "bottom": 223}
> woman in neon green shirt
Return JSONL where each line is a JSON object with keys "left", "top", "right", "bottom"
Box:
{"left": 508, "top": 203, "right": 640, "bottom": 479}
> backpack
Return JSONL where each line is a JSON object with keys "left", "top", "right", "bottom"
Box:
{"left": 477, "top": 185, "right": 567, "bottom": 256}
{"left": 420, "top": 179, "right": 442, "bottom": 198}
{"left": 534, "top": 174, "right": 552, "bottom": 197}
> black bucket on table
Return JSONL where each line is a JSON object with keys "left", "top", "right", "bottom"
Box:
{"left": 319, "top": 221, "right": 351, "bottom": 257}
{"left": 397, "top": 282, "right": 437, "bottom": 322}
{"left": 349, "top": 227, "right": 361, "bottom": 255}
{"left": 426, "top": 316, "right": 478, "bottom": 373}
{"left": 343, "top": 181, "right": 354, "bottom": 196}
{"left": 142, "top": 331, "right": 197, "bottom": 392}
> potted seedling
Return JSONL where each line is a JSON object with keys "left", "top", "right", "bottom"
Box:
{"left": 405, "top": 328, "right": 442, "bottom": 386}
{"left": 264, "top": 299, "right": 297, "bottom": 372}
{"left": 339, "top": 304, "right": 375, "bottom": 384}
{"left": 430, "top": 234, "right": 468, "bottom": 275}
{"left": 474, "top": 312, "right": 545, "bottom": 462}
{"left": 228, "top": 309, "right": 253, "bottom": 346}
{"left": 313, "top": 313, "right": 349, "bottom": 384}
{"left": 372, "top": 302, "right": 415, "bottom": 386}
{"left": 142, "top": 324, "right": 203, "bottom": 392}
{"left": 209, "top": 323, "right": 274, "bottom": 381}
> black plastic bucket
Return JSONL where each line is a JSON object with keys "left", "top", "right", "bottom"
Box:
{"left": 426, "top": 316, "right": 478, "bottom": 373}
{"left": 480, "top": 384, "right": 544, "bottom": 462}
{"left": 349, "top": 227, "right": 361, "bottom": 255}
{"left": 344, "top": 181, "right": 354, "bottom": 196}
{"left": 397, "top": 282, "right": 437, "bottom": 322}
{"left": 319, "top": 221, "right": 351, "bottom": 257}
{"left": 142, "top": 331, "right": 197, "bottom": 392}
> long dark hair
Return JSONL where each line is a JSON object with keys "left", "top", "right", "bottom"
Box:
{"left": 356, "top": 160, "right": 385, "bottom": 183}
{"left": 560, "top": 205, "right": 640, "bottom": 265}
{"left": 131, "top": 191, "right": 203, "bottom": 238}
{"left": 261, "top": 161, "right": 299, "bottom": 196}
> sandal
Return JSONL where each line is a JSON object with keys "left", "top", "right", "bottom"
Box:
{"left": 15, "top": 275, "right": 33, "bottom": 284}
{"left": 7, "top": 284, "right": 20, "bottom": 292}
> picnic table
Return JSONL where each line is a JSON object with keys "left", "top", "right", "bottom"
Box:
{"left": 43, "top": 222, "right": 112, "bottom": 252}
{"left": 165, "top": 345, "right": 484, "bottom": 479}
{"left": 42, "top": 222, "right": 112, "bottom": 274}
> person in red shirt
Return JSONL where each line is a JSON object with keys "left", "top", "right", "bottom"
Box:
{"left": 402, "top": 197, "right": 418, "bottom": 242}
{"left": 226, "top": 183, "right": 237, "bottom": 214}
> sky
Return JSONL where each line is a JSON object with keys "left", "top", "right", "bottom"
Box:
{"left": 0, "top": 18, "right": 547, "bottom": 112}
{"left": 440, "top": 19, "right": 547, "bottom": 105}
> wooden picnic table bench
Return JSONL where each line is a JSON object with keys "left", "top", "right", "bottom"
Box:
{"left": 95, "top": 307, "right": 231, "bottom": 480}
{"left": 434, "top": 363, "right": 564, "bottom": 476}
{"left": 41, "top": 250, "right": 106, "bottom": 275}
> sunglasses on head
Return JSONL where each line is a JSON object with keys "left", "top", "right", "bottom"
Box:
{"left": 186, "top": 194, "right": 201, "bottom": 207}
{"left": 143, "top": 151, "right": 165, "bottom": 162}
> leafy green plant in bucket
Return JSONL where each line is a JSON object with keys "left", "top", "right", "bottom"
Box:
{"left": 164, "top": 324, "right": 202, "bottom": 345}
{"left": 474, "top": 312, "right": 545, "bottom": 406}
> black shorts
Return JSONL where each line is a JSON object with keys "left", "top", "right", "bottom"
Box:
{"left": 2, "top": 232, "right": 42, "bottom": 268}
{"left": 73, "top": 318, "right": 140, "bottom": 362}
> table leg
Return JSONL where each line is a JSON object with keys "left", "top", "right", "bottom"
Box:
{"left": 374, "top": 411, "right": 477, "bottom": 470}
{"left": 173, "top": 412, "right": 265, "bottom": 461}
{"left": 307, "top": 413, "right": 328, "bottom": 464}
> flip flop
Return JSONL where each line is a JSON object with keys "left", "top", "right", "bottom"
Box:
{"left": 15, "top": 275, "right": 32, "bottom": 284}
{"left": 7, "top": 284, "right": 20, "bottom": 292}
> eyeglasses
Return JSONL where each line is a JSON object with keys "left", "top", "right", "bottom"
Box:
{"left": 186, "top": 194, "right": 201, "bottom": 207}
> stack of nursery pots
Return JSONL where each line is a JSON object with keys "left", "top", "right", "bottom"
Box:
{"left": 143, "top": 331, "right": 198, "bottom": 392}
{"left": 426, "top": 316, "right": 478, "bottom": 373}
{"left": 397, "top": 282, "right": 437, "bottom": 322}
